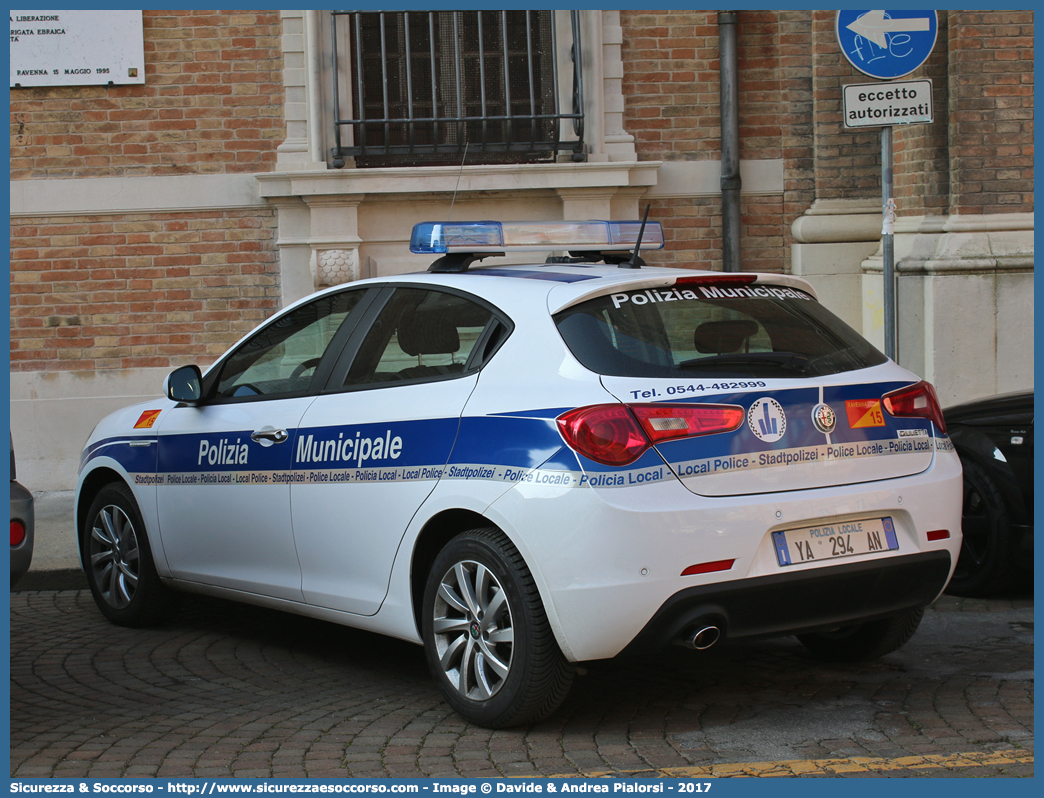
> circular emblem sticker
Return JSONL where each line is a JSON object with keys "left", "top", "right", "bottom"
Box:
{"left": 811, "top": 403, "right": 837, "bottom": 435}
{"left": 747, "top": 397, "right": 787, "bottom": 443}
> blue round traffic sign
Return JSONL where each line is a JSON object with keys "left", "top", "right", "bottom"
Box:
{"left": 836, "top": 10, "right": 938, "bottom": 80}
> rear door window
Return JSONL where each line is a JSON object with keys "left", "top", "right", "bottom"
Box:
{"left": 554, "top": 282, "right": 886, "bottom": 379}
{"left": 341, "top": 287, "right": 498, "bottom": 388}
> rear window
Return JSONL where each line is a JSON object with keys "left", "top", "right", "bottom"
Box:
{"left": 554, "top": 282, "right": 887, "bottom": 379}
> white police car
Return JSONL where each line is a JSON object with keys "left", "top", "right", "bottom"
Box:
{"left": 76, "top": 219, "right": 963, "bottom": 727}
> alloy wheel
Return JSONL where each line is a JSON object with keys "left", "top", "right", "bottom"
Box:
{"left": 431, "top": 559, "right": 514, "bottom": 701}
{"left": 89, "top": 504, "right": 141, "bottom": 609}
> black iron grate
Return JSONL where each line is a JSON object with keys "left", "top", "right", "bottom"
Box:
{"left": 331, "top": 10, "right": 585, "bottom": 167}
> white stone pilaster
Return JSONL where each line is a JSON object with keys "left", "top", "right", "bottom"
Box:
{"left": 790, "top": 198, "right": 882, "bottom": 329}
{"left": 277, "top": 10, "right": 328, "bottom": 171}
{"left": 303, "top": 195, "right": 364, "bottom": 288}
{"left": 556, "top": 187, "right": 616, "bottom": 220}
{"left": 861, "top": 212, "right": 1034, "bottom": 405}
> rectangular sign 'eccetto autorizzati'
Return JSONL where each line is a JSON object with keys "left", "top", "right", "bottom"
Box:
{"left": 843, "top": 79, "right": 933, "bottom": 129}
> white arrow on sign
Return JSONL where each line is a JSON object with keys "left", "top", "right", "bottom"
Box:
{"left": 846, "top": 10, "right": 931, "bottom": 49}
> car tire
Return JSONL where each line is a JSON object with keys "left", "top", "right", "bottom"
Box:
{"left": 83, "top": 482, "right": 180, "bottom": 627}
{"left": 422, "top": 527, "right": 574, "bottom": 728}
{"left": 944, "top": 455, "right": 1015, "bottom": 597}
{"left": 796, "top": 607, "right": 924, "bottom": 662}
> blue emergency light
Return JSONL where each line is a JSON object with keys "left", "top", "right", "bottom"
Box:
{"left": 410, "top": 220, "right": 665, "bottom": 254}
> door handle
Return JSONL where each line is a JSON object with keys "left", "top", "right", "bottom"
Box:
{"left": 251, "top": 428, "right": 288, "bottom": 446}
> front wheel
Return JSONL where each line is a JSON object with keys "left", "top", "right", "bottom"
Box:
{"left": 796, "top": 607, "right": 925, "bottom": 662}
{"left": 422, "top": 528, "right": 573, "bottom": 728}
{"left": 83, "top": 482, "right": 180, "bottom": 627}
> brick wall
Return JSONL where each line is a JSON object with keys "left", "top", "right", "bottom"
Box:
{"left": 810, "top": 10, "right": 884, "bottom": 200}
{"left": 620, "top": 11, "right": 722, "bottom": 160}
{"left": 777, "top": 11, "right": 815, "bottom": 242}
{"left": 947, "top": 11, "right": 1034, "bottom": 215}
{"left": 10, "top": 211, "right": 280, "bottom": 373}
{"left": 892, "top": 13, "right": 951, "bottom": 217}
{"left": 620, "top": 10, "right": 800, "bottom": 273}
{"left": 620, "top": 9, "right": 787, "bottom": 163}
{"left": 9, "top": 9, "right": 1033, "bottom": 381}
{"left": 646, "top": 196, "right": 785, "bottom": 274}
{"left": 807, "top": 10, "right": 1032, "bottom": 216}
{"left": 811, "top": 10, "right": 953, "bottom": 216}
{"left": 10, "top": 10, "right": 285, "bottom": 376}
{"left": 10, "top": 9, "right": 283, "bottom": 178}
{"left": 619, "top": 9, "right": 1034, "bottom": 277}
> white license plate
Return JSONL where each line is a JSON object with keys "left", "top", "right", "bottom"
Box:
{"left": 772, "top": 517, "right": 898, "bottom": 567}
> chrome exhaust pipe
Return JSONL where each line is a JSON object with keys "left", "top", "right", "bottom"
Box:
{"left": 684, "top": 625, "right": 721, "bottom": 650}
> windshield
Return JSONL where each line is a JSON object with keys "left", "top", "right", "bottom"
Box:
{"left": 554, "top": 282, "right": 887, "bottom": 379}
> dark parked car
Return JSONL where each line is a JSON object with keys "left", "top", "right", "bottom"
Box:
{"left": 10, "top": 433, "right": 34, "bottom": 586}
{"left": 944, "top": 391, "right": 1033, "bottom": 596}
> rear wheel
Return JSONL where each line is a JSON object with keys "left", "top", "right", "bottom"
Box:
{"left": 945, "top": 456, "right": 1015, "bottom": 597}
{"left": 422, "top": 528, "right": 573, "bottom": 728}
{"left": 83, "top": 482, "right": 180, "bottom": 627}
{"left": 797, "top": 607, "right": 924, "bottom": 662}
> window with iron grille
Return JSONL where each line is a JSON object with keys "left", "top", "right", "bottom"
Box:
{"left": 330, "top": 10, "right": 585, "bottom": 168}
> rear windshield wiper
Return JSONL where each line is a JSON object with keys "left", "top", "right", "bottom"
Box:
{"left": 677, "top": 352, "right": 811, "bottom": 374}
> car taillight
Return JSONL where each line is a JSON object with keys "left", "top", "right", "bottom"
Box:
{"left": 556, "top": 405, "right": 648, "bottom": 466}
{"left": 630, "top": 403, "right": 745, "bottom": 443}
{"left": 556, "top": 403, "right": 744, "bottom": 466}
{"left": 882, "top": 380, "right": 946, "bottom": 434}
{"left": 11, "top": 521, "right": 25, "bottom": 547}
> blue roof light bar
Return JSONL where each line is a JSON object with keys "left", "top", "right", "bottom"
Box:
{"left": 410, "top": 220, "right": 665, "bottom": 255}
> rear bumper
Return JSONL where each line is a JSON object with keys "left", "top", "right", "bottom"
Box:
{"left": 621, "top": 550, "right": 952, "bottom": 655}
{"left": 487, "top": 442, "right": 963, "bottom": 662}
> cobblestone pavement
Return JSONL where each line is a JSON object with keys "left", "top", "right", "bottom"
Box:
{"left": 10, "top": 588, "right": 1033, "bottom": 779}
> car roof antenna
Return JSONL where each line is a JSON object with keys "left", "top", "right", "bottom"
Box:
{"left": 620, "top": 204, "right": 651, "bottom": 269}
{"left": 447, "top": 142, "right": 469, "bottom": 221}
{"left": 429, "top": 143, "right": 492, "bottom": 273}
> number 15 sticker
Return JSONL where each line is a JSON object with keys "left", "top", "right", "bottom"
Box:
{"left": 846, "top": 399, "right": 885, "bottom": 428}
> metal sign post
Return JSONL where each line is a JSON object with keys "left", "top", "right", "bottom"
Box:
{"left": 843, "top": 78, "right": 933, "bottom": 362}
{"left": 836, "top": 10, "right": 938, "bottom": 364}
{"left": 881, "top": 128, "right": 896, "bottom": 361}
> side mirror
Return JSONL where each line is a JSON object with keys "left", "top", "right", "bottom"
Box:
{"left": 165, "top": 365, "right": 203, "bottom": 404}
